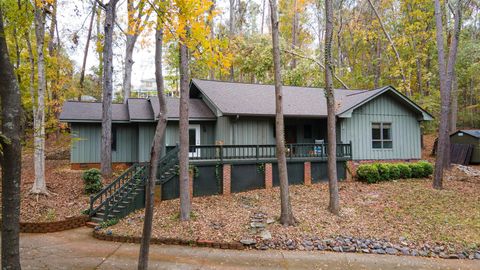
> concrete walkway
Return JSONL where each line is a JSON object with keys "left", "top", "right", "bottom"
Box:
{"left": 17, "top": 227, "right": 479, "bottom": 270}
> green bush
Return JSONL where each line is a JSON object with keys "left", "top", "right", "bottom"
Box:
{"left": 82, "top": 168, "right": 103, "bottom": 194}
{"left": 418, "top": 161, "right": 433, "bottom": 177}
{"left": 375, "top": 163, "right": 390, "bottom": 181}
{"left": 100, "top": 218, "right": 119, "bottom": 228}
{"left": 357, "top": 164, "right": 380, "bottom": 183}
{"left": 397, "top": 163, "right": 412, "bottom": 179}
{"left": 408, "top": 163, "right": 424, "bottom": 178}
{"left": 387, "top": 163, "right": 401, "bottom": 180}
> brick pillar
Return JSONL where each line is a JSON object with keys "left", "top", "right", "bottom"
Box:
{"left": 264, "top": 163, "right": 273, "bottom": 189}
{"left": 345, "top": 161, "right": 355, "bottom": 181}
{"left": 154, "top": 185, "right": 162, "bottom": 203}
{"left": 304, "top": 161, "right": 312, "bottom": 186}
{"left": 189, "top": 171, "right": 194, "bottom": 199}
{"left": 223, "top": 164, "right": 231, "bottom": 195}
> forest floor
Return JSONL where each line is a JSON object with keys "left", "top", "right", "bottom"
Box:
{"left": 0, "top": 133, "right": 119, "bottom": 222}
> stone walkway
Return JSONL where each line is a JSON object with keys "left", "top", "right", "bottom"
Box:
{"left": 16, "top": 227, "right": 480, "bottom": 269}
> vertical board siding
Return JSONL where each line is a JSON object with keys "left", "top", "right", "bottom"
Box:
{"left": 71, "top": 123, "right": 138, "bottom": 163}
{"left": 340, "top": 94, "right": 422, "bottom": 160}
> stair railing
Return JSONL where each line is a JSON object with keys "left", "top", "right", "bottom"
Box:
{"left": 89, "top": 163, "right": 145, "bottom": 217}
{"left": 156, "top": 145, "right": 180, "bottom": 185}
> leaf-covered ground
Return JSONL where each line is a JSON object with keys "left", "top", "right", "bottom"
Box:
{"left": 108, "top": 168, "right": 480, "bottom": 249}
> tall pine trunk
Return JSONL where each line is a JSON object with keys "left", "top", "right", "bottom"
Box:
{"left": 324, "top": 0, "right": 340, "bottom": 215}
{"left": 101, "top": 0, "right": 119, "bottom": 177}
{"left": 80, "top": 1, "right": 97, "bottom": 88}
{"left": 138, "top": 17, "right": 168, "bottom": 270}
{"left": 290, "top": 0, "right": 298, "bottom": 69}
{"left": 269, "top": 0, "right": 296, "bottom": 226}
{"left": 229, "top": 0, "right": 235, "bottom": 81}
{"left": 31, "top": 2, "right": 48, "bottom": 194}
{"left": 123, "top": 34, "right": 137, "bottom": 101}
{"left": 433, "top": 0, "right": 462, "bottom": 189}
{"left": 0, "top": 8, "right": 22, "bottom": 269}
{"left": 178, "top": 39, "right": 191, "bottom": 221}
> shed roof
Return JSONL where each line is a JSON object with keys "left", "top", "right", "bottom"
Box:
{"left": 191, "top": 79, "right": 432, "bottom": 120}
{"left": 452, "top": 130, "right": 480, "bottom": 139}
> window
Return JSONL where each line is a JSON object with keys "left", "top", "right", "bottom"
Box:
{"left": 111, "top": 126, "right": 117, "bottom": 151}
{"left": 304, "top": 125, "right": 312, "bottom": 139}
{"left": 372, "top": 122, "right": 392, "bottom": 149}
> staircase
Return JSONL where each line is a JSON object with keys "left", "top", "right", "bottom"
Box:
{"left": 89, "top": 146, "right": 180, "bottom": 223}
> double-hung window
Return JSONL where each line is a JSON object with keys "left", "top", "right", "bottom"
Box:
{"left": 372, "top": 122, "right": 392, "bottom": 149}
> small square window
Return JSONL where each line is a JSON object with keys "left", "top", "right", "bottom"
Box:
{"left": 371, "top": 122, "right": 392, "bottom": 149}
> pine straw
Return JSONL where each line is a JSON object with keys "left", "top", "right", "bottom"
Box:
{"left": 109, "top": 172, "right": 480, "bottom": 248}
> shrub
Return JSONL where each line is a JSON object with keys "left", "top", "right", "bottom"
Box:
{"left": 408, "top": 163, "right": 424, "bottom": 178}
{"left": 387, "top": 163, "right": 401, "bottom": 180}
{"left": 375, "top": 163, "right": 390, "bottom": 181}
{"left": 100, "top": 218, "right": 119, "bottom": 228}
{"left": 82, "top": 168, "right": 103, "bottom": 194}
{"left": 397, "top": 163, "right": 412, "bottom": 179}
{"left": 357, "top": 164, "right": 380, "bottom": 183}
{"left": 418, "top": 161, "right": 433, "bottom": 177}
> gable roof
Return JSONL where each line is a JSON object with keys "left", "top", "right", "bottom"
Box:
{"left": 191, "top": 79, "right": 433, "bottom": 120}
{"left": 59, "top": 97, "right": 215, "bottom": 123}
{"left": 451, "top": 130, "right": 480, "bottom": 139}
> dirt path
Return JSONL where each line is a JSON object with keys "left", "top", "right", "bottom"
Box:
{"left": 12, "top": 227, "right": 480, "bottom": 269}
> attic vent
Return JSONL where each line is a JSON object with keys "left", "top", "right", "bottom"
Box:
{"left": 459, "top": 132, "right": 464, "bottom": 136}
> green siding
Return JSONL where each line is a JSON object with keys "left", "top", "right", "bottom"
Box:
{"left": 450, "top": 133, "right": 480, "bottom": 163}
{"left": 71, "top": 123, "right": 138, "bottom": 163}
{"left": 231, "top": 117, "right": 276, "bottom": 145}
{"left": 340, "top": 94, "right": 422, "bottom": 160}
{"left": 138, "top": 121, "right": 215, "bottom": 162}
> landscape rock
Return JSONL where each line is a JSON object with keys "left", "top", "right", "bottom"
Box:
{"left": 240, "top": 238, "right": 257, "bottom": 245}
{"left": 260, "top": 230, "right": 272, "bottom": 240}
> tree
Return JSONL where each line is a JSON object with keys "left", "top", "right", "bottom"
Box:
{"left": 324, "top": 0, "right": 340, "bottom": 214}
{"left": 138, "top": 11, "right": 168, "bottom": 270}
{"left": 0, "top": 7, "right": 22, "bottom": 269}
{"left": 122, "top": 0, "right": 151, "bottom": 102}
{"left": 99, "top": 0, "right": 119, "bottom": 177}
{"left": 178, "top": 37, "right": 191, "bottom": 221}
{"left": 269, "top": 0, "right": 296, "bottom": 226}
{"left": 31, "top": 0, "right": 48, "bottom": 194}
{"left": 80, "top": 1, "right": 97, "bottom": 88}
{"left": 433, "top": 0, "right": 463, "bottom": 189}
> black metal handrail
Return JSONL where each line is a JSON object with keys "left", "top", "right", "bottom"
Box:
{"left": 89, "top": 163, "right": 146, "bottom": 217}
{"left": 188, "top": 143, "right": 352, "bottom": 161}
{"left": 157, "top": 145, "right": 180, "bottom": 184}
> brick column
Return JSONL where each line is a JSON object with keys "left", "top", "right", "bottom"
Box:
{"left": 154, "top": 185, "right": 162, "bottom": 203}
{"left": 264, "top": 163, "right": 273, "bottom": 189}
{"left": 223, "top": 164, "right": 231, "bottom": 195}
{"left": 189, "top": 171, "right": 194, "bottom": 199}
{"left": 304, "top": 161, "right": 312, "bottom": 186}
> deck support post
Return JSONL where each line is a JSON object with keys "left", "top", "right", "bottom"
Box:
{"left": 304, "top": 161, "right": 312, "bottom": 186}
{"left": 222, "top": 164, "right": 231, "bottom": 195}
{"left": 264, "top": 163, "right": 273, "bottom": 189}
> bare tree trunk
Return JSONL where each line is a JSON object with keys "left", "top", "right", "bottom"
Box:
{"left": 178, "top": 39, "right": 191, "bottom": 221}
{"left": 208, "top": 0, "right": 216, "bottom": 80}
{"left": 101, "top": 0, "right": 119, "bottom": 177}
{"left": 450, "top": 73, "right": 458, "bottom": 132}
{"left": 123, "top": 34, "right": 137, "bottom": 102}
{"left": 261, "top": 0, "right": 265, "bottom": 34}
{"left": 373, "top": 38, "right": 381, "bottom": 88}
{"left": 269, "top": 0, "right": 296, "bottom": 226}
{"left": 138, "top": 17, "right": 168, "bottom": 270}
{"left": 325, "top": 0, "right": 340, "bottom": 215}
{"left": 0, "top": 8, "right": 22, "bottom": 269}
{"left": 80, "top": 1, "right": 97, "bottom": 88}
{"left": 31, "top": 1, "right": 48, "bottom": 195}
{"left": 229, "top": 0, "right": 235, "bottom": 81}
{"left": 433, "top": 0, "right": 463, "bottom": 189}
{"left": 290, "top": 0, "right": 299, "bottom": 69}
{"left": 366, "top": 0, "right": 410, "bottom": 96}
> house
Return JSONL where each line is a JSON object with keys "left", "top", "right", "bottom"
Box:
{"left": 60, "top": 79, "right": 432, "bottom": 168}
{"left": 450, "top": 130, "right": 480, "bottom": 164}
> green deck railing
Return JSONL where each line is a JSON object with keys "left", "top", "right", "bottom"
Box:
{"left": 186, "top": 143, "right": 352, "bottom": 161}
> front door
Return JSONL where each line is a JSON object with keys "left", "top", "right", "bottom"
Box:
{"left": 189, "top": 125, "right": 201, "bottom": 157}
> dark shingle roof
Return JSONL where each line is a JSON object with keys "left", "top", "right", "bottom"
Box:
{"left": 192, "top": 79, "right": 385, "bottom": 117}
{"left": 60, "top": 96, "right": 215, "bottom": 122}
{"left": 59, "top": 102, "right": 130, "bottom": 122}
{"left": 149, "top": 97, "right": 216, "bottom": 120}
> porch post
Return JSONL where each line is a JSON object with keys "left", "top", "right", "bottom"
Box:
{"left": 222, "top": 164, "right": 231, "bottom": 195}
{"left": 264, "top": 163, "right": 273, "bottom": 189}
{"left": 304, "top": 161, "right": 312, "bottom": 186}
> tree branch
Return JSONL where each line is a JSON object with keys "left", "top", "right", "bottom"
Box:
{"left": 283, "top": 49, "right": 350, "bottom": 89}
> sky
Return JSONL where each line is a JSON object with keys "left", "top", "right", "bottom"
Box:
{"left": 56, "top": 0, "right": 250, "bottom": 92}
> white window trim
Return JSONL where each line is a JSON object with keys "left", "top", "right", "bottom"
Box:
{"left": 189, "top": 124, "right": 201, "bottom": 157}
